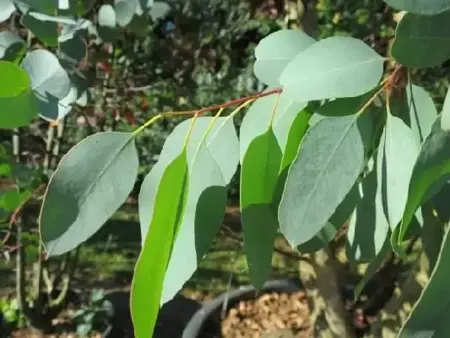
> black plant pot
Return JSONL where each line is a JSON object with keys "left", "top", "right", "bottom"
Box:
{"left": 182, "top": 279, "right": 303, "bottom": 338}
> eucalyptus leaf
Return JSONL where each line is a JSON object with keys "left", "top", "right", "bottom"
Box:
{"left": 39, "top": 132, "right": 139, "bottom": 256}
{"left": 114, "top": 0, "right": 137, "bottom": 27}
{"left": 384, "top": 0, "right": 450, "bottom": 15}
{"left": 241, "top": 128, "right": 282, "bottom": 289}
{"left": 0, "top": 31, "right": 25, "bottom": 61}
{"left": 279, "top": 114, "right": 368, "bottom": 247}
{"left": 132, "top": 150, "right": 188, "bottom": 338}
{"left": 440, "top": 86, "right": 450, "bottom": 131}
{"left": 0, "top": 0, "right": 15, "bottom": 23}
{"left": 0, "top": 61, "right": 37, "bottom": 129}
{"left": 392, "top": 11, "right": 450, "bottom": 68}
{"left": 400, "top": 115, "right": 450, "bottom": 242}
{"left": 378, "top": 113, "right": 419, "bottom": 228}
{"left": 253, "top": 29, "right": 315, "bottom": 86}
{"left": 280, "top": 36, "right": 384, "bottom": 102}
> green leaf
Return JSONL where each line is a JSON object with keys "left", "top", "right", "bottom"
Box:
{"left": 22, "top": 12, "right": 59, "bottom": 47}
{"left": 280, "top": 36, "right": 384, "bottom": 102}
{"left": 37, "top": 87, "right": 77, "bottom": 122}
{"left": 378, "top": 113, "right": 419, "bottom": 229}
{"left": 354, "top": 237, "right": 391, "bottom": 299}
{"left": 0, "top": 61, "right": 37, "bottom": 129}
{"left": 0, "top": 0, "right": 15, "bottom": 23}
{"left": 392, "top": 11, "right": 450, "bottom": 68}
{"left": 347, "top": 169, "right": 389, "bottom": 262}
{"left": 440, "top": 86, "right": 450, "bottom": 131}
{"left": 0, "top": 190, "right": 31, "bottom": 212}
{"left": 149, "top": 1, "right": 171, "bottom": 21}
{"left": 131, "top": 151, "right": 188, "bottom": 338}
{"left": 421, "top": 203, "right": 444, "bottom": 273}
{"left": 391, "top": 83, "right": 437, "bottom": 144}
{"left": 400, "top": 115, "right": 450, "bottom": 243}
{"left": 279, "top": 107, "right": 313, "bottom": 173}
{"left": 161, "top": 146, "right": 227, "bottom": 304}
{"left": 384, "top": 0, "right": 450, "bottom": 15}
{"left": 39, "top": 132, "right": 139, "bottom": 256}
{"left": 114, "top": 0, "right": 137, "bottom": 27}
{"left": 253, "top": 29, "right": 315, "bottom": 86}
{"left": 19, "top": 0, "right": 95, "bottom": 16}
{"left": 139, "top": 117, "right": 238, "bottom": 304}
{"left": 0, "top": 32, "right": 25, "bottom": 61}
{"left": 279, "top": 114, "right": 368, "bottom": 247}
{"left": 240, "top": 92, "right": 307, "bottom": 163}
{"left": 398, "top": 216, "right": 450, "bottom": 337}
{"left": 241, "top": 128, "right": 282, "bottom": 289}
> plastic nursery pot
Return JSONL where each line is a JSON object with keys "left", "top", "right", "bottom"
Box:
{"left": 182, "top": 279, "right": 303, "bottom": 338}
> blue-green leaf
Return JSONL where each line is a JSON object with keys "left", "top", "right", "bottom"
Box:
{"left": 279, "top": 114, "right": 369, "bottom": 247}
{"left": 280, "top": 36, "right": 384, "bottom": 102}
{"left": 440, "top": 86, "right": 450, "bottom": 131}
{"left": 0, "top": 0, "right": 15, "bottom": 23}
{"left": 0, "top": 32, "right": 25, "bottom": 61}
{"left": 384, "top": 0, "right": 450, "bottom": 16}
{"left": 39, "top": 132, "right": 139, "bottom": 256}
{"left": 392, "top": 11, "right": 450, "bottom": 68}
{"left": 253, "top": 29, "right": 315, "bottom": 86}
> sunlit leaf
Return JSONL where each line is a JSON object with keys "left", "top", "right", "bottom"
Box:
{"left": 0, "top": 61, "right": 37, "bottom": 129}
{"left": 253, "top": 29, "right": 315, "bottom": 86}
{"left": 392, "top": 11, "right": 450, "bottom": 68}
{"left": 132, "top": 151, "right": 188, "bottom": 338}
{"left": 280, "top": 36, "right": 384, "bottom": 102}
{"left": 39, "top": 132, "right": 139, "bottom": 256}
{"left": 279, "top": 114, "right": 369, "bottom": 247}
{"left": 161, "top": 146, "right": 227, "bottom": 304}
{"left": 114, "top": 0, "right": 137, "bottom": 27}
{"left": 241, "top": 128, "right": 282, "bottom": 288}
{"left": 240, "top": 91, "right": 307, "bottom": 163}
{"left": 378, "top": 113, "right": 419, "bottom": 228}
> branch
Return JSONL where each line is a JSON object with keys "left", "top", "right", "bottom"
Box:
{"left": 163, "top": 88, "right": 282, "bottom": 117}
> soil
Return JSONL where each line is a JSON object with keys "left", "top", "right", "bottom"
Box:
{"left": 220, "top": 291, "right": 311, "bottom": 338}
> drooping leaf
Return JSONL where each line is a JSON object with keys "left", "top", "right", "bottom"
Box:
{"left": 253, "top": 29, "right": 315, "bottom": 86}
{"left": 398, "top": 217, "right": 450, "bottom": 337}
{"left": 347, "top": 169, "right": 389, "bottom": 262}
{"left": 39, "top": 132, "right": 139, "bottom": 256}
{"left": 0, "top": 0, "right": 15, "bottom": 23}
{"left": 391, "top": 83, "right": 437, "bottom": 144}
{"left": 0, "top": 61, "right": 37, "bottom": 129}
{"left": 139, "top": 117, "right": 238, "bottom": 304}
{"left": 400, "top": 115, "right": 450, "bottom": 243}
{"left": 140, "top": 116, "right": 238, "bottom": 242}
{"left": 384, "top": 0, "right": 450, "bottom": 16}
{"left": 21, "top": 49, "right": 71, "bottom": 101}
{"left": 161, "top": 146, "right": 227, "bottom": 304}
{"left": 279, "top": 114, "right": 369, "bottom": 247}
{"left": 131, "top": 151, "right": 188, "bottom": 338}
{"left": 297, "top": 182, "right": 360, "bottom": 253}
{"left": 0, "top": 32, "right": 25, "bottom": 61}
{"left": 114, "top": 0, "right": 137, "bottom": 27}
{"left": 440, "top": 86, "right": 450, "bottom": 131}
{"left": 378, "top": 113, "right": 419, "bottom": 228}
{"left": 280, "top": 36, "right": 384, "bottom": 102}
{"left": 392, "top": 11, "right": 450, "bottom": 68}
{"left": 240, "top": 91, "right": 307, "bottom": 163}
{"left": 241, "top": 128, "right": 282, "bottom": 289}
